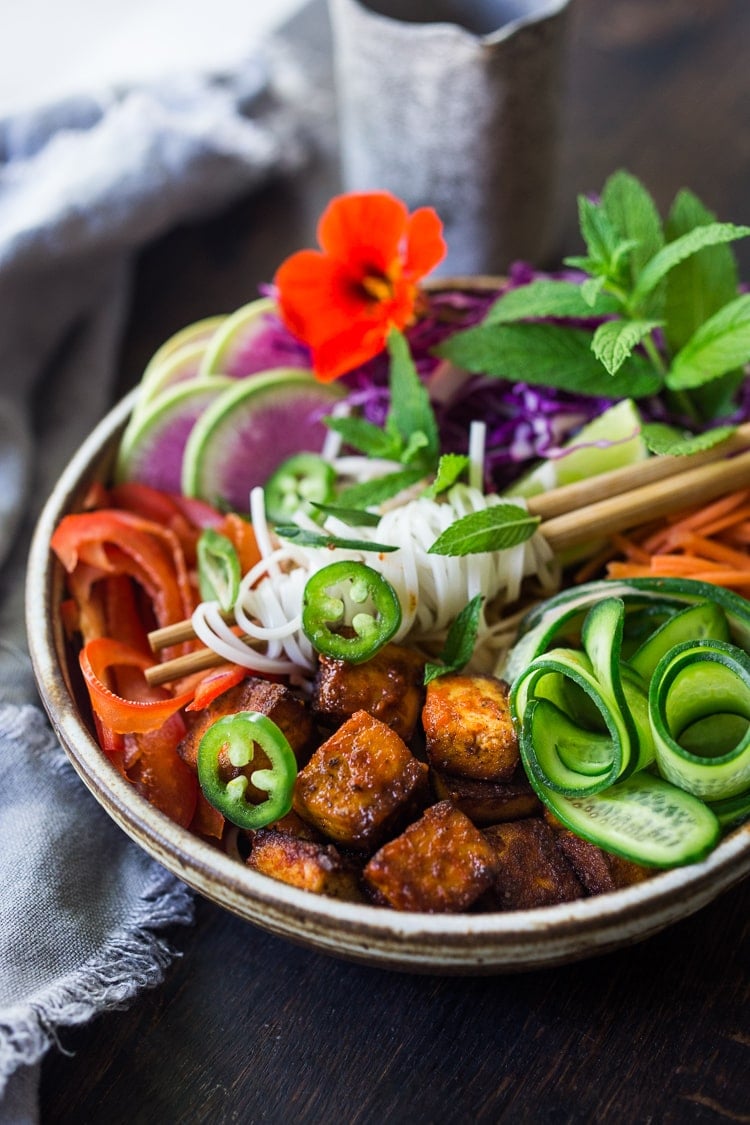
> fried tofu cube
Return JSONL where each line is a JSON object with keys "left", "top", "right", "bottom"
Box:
{"left": 363, "top": 801, "right": 499, "bottom": 912}
{"left": 422, "top": 674, "right": 518, "bottom": 781}
{"left": 177, "top": 677, "right": 314, "bottom": 771}
{"left": 312, "top": 643, "right": 425, "bottom": 742}
{"left": 294, "top": 710, "right": 428, "bottom": 849}
{"left": 431, "top": 767, "right": 541, "bottom": 825}
{"left": 483, "top": 818, "right": 583, "bottom": 910}
{"left": 248, "top": 830, "right": 363, "bottom": 901}
{"left": 555, "top": 830, "right": 652, "bottom": 895}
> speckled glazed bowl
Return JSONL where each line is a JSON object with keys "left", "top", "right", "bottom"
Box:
{"left": 26, "top": 392, "right": 750, "bottom": 974}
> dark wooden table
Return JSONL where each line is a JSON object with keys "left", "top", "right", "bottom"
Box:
{"left": 41, "top": 2, "right": 750, "bottom": 1121}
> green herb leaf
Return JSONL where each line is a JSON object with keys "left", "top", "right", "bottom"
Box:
{"left": 641, "top": 422, "right": 736, "bottom": 456}
{"left": 428, "top": 504, "right": 540, "bottom": 556}
{"left": 631, "top": 223, "right": 750, "bottom": 307}
{"left": 425, "top": 454, "right": 470, "bottom": 498}
{"left": 435, "top": 323, "right": 662, "bottom": 399}
{"left": 578, "top": 196, "right": 621, "bottom": 271}
{"left": 309, "top": 502, "right": 382, "bottom": 527}
{"left": 600, "top": 169, "right": 665, "bottom": 288}
{"left": 664, "top": 189, "right": 740, "bottom": 353}
{"left": 581, "top": 275, "right": 607, "bottom": 307}
{"left": 484, "top": 279, "right": 619, "bottom": 324}
{"left": 386, "top": 329, "right": 440, "bottom": 467}
{"left": 667, "top": 294, "right": 750, "bottom": 390}
{"left": 592, "top": 318, "right": 663, "bottom": 375}
{"left": 197, "top": 529, "right": 241, "bottom": 612}
{"left": 324, "top": 415, "right": 402, "bottom": 460}
{"left": 337, "top": 467, "right": 426, "bottom": 509}
{"left": 424, "top": 594, "right": 484, "bottom": 683}
{"left": 274, "top": 526, "right": 398, "bottom": 553}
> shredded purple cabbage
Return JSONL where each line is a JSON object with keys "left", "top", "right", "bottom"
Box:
{"left": 261, "top": 268, "right": 750, "bottom": 494}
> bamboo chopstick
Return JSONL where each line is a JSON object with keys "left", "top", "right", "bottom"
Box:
{"left": 143, "top": 440, "right": 750, "bottom": 685}
{"left": 526, "top": 421, "right": 750, "bottom": 521}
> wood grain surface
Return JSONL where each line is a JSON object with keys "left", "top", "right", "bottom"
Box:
{"left": 40, "top": 0, "right": 750, "bottom": 1120}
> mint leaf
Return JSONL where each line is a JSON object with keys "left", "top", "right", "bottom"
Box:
{"left": 485, "top": 279, "right": 619, "bottom": 324}
{"left": 424, "top": 595, "right": 484, "bottom": 684}
{"left": 274, "top": 526, "right": 398, "bottom": 553}
{"left": 667, "top": 294, "right": 750, "bottom": 389}
{"left": 601, "top": 169, "right": 664, "bottom": 287}
{"left": 309, "top": 502, "right": 382, "bottom": 527}
{"left": 631, "top": 223, "right": 750, "bottom": 307}
{"left": 578, "top": 196, "right": 621, "bottom": 270}
{"left": 641, "top": 422, "right": 735, "bottom": 456}
{"left": 581, "top": 275, "right": 607, "bottom": 307}
{"left": 337, "top": 467, "right": 426, "bottom": 509}
{"left": 325, "top": 415, "right": 402, "bottom": 460}
{"left": 401, "top": 430, "right": 430, "bottom": 465}
{"left": 664, "top": 189, "right": 740, "bottom": 353}
{"left": 436, "top": 323, "right": 662, "bottom": 399}
{"left": 592, "top": 319, "right": 663, "bottom": 375}
{"left": 428, "top": 504, "right": 540, "bottom": 556}
{"left": 425, "top": 454, "right": 469, "bottom": 498}
{"left": 386, "top": 329, "right": 439, "bottom": 467}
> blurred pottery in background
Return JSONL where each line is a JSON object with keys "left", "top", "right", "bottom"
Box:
{"left": 327, "top": 0, "right": 573, "bottom": 275}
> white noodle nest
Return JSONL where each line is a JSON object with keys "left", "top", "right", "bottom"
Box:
{"left": 191, "top": 469, "right": 560, "bottom": 683}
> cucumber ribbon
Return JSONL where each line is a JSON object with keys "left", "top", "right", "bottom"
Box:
{"left": 508, "top": 579, "right": 750, "bottom": 866}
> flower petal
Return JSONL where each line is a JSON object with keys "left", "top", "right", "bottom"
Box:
{"left": 275, "top": 250, "right": 367, "bottom": 344}
{"left": 310, "top": 320, "right": 391, "bottom": 382}
{"left": 318, "top": 192, "right": 409, "bottom": 274}
{"left": 403, "top": 207, "right": 447, "bottom": 278}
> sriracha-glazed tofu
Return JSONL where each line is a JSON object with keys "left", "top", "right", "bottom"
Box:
{"left": 422, "top": 674, "right": 518, "bottom": 781}
{"left": 483, "top": 818, "right": 583, "bottom": 910}
{"left": 363, "top": 800, "right": 499, "bottom": 912}
{"left": 311, "top": 643, "right": 425, "bottom": 742}
{"left": 248, "top": 829, "right": 364, "bottom": 901}
{"left": 177, "top": 677, "right": 315, "bottom": 771}
{"left": 294, "top": 710, "right": 428, "bottom": 849}
{"left": 555, "top": 829, "right": 652, "bottom": 895}
{"left": 430, "top": 767, "right": 541, "bottom": 825}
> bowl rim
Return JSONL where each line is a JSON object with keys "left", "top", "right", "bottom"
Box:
{"left": 25, "top": 390, "right": 750, "bottom": 968}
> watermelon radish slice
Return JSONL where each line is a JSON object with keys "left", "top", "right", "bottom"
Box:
{"left": 199, "top": 298, "right": 310, "bottom": 379}
{"left": 116, "top": 376, "right": 233, "bottom": 493}
{"left": 140, "top": 315, "right": 226, "bottom": 385}
{"left": 134, "top": 341, "right": 214, "bottom": 419}
{"left": 182, "top": 369, "right": 344, "bottom": 512}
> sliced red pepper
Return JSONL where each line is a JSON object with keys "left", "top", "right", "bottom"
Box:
{"left": 126, "top": 710, "right": 198, "bottom": 828}
{"left": 185, "top": 664, "right": 248, "bottom": 712}
{"left": 80, "top": 637, "right": 195, "bottom": 733}
{"left": 221, "top": 512, "right": 262, "bottom": 576}
{"left": 190, "top": 790, "right": 226, "bottom": 839}
{"left": 52, "top": 509, "right": 195, "bottom": 627}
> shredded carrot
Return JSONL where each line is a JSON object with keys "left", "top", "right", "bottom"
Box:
{"left": 600, "top": 487, "right": 750, "bottom": 593}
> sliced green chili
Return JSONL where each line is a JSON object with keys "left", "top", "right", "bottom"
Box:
{"left": 197, "top": 710, "right": 297, "bottom": 829}
{"left": 301, "top": 560, "right": 401, "bottom": 664}
{"left": 197, "top": 528, "right": 241, "bottom": 611}
{"left": 264, "top": 453, "right": 335, "bottom": 523}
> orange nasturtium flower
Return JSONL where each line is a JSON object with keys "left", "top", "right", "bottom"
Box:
{"left": 274, "top": 191, "right": 446, "bottom": 382}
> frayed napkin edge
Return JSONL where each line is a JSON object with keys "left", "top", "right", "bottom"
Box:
{"left": 0, "top": 862, "right": 194, "bottom": 1097}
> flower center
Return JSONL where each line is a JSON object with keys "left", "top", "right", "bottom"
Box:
{"left": 360, "top": 272, "right": 395, "bottom": 303}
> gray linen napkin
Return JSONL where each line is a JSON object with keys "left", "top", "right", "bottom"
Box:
{"left": 0, "top": 54, "right": 309, "bottom": 1121}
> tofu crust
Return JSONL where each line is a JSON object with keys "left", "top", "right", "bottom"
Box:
{"left": 312, "top": 643, "right": 425, "bottom": 742}
{"left": 294, "top": 710, "right": 429, "bottom": 849}
{"left": 248, "top": 830, "right": 363, "bottom": 901}
{"left": 483, "top": 818, "right": 583, "bottom": 910}
{"left": 363, "top": 800, "right": 500, "bottom": 912}
{"left": 422, "top": 674, "right": 518, "bottom": 781}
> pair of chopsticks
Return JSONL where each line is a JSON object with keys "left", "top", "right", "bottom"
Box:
{"left": 144, "top": 424, "right": 750, "bottom": 686}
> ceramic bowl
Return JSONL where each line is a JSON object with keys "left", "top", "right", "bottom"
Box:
{"left": 26, "top": 391, "right": 750, "bottom": 973}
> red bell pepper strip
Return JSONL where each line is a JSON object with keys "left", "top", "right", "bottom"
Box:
{"left": 126, "top": 710, "right": 198, "bottom": 828}
{"left": 185, "top": 664, "right": 247, "bottom": 712}
{"left": 80, "top": 637, "right": 195, "bottom": 734}
{"left": 52, "top": 509, "right": 195, "bottom": 627}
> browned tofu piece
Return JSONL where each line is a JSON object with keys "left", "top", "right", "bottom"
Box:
{"left": 431, "top": 767, "right": 541, "bottom": 825}
{"left": 555, "top": 830, "right": 653, "bottom": 895}
{"left": 294, "top": 710, "right": 429, "bottom": 849}
{"left": 422, "top": 673, "right": 518, "bottom": 781}
{"left": 177, "top": 677, "right": 314, "bottom": 770}
{"left": 363, "top": 801, "right": 499, "bottom": 912}
{"left": 483, "top": 819, "right": 583, "bottom": 910}
{"left": 248, "top": 830, "right": 363, "bottom": 901}
{"left": 312, "top": 643, "right": 425, "bottom": 742}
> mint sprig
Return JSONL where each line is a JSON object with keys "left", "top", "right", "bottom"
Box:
{"left": 436, "top": 169, "right": 750, "bottom": 426}
{"left": 424, "top": 595, "right": 484, "bottom": 684}
{"left": 428, "top": 504, "right": 540, "bottom": 556}
{"left": 274, "top": 526, "right": 398, "bottom": 553}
